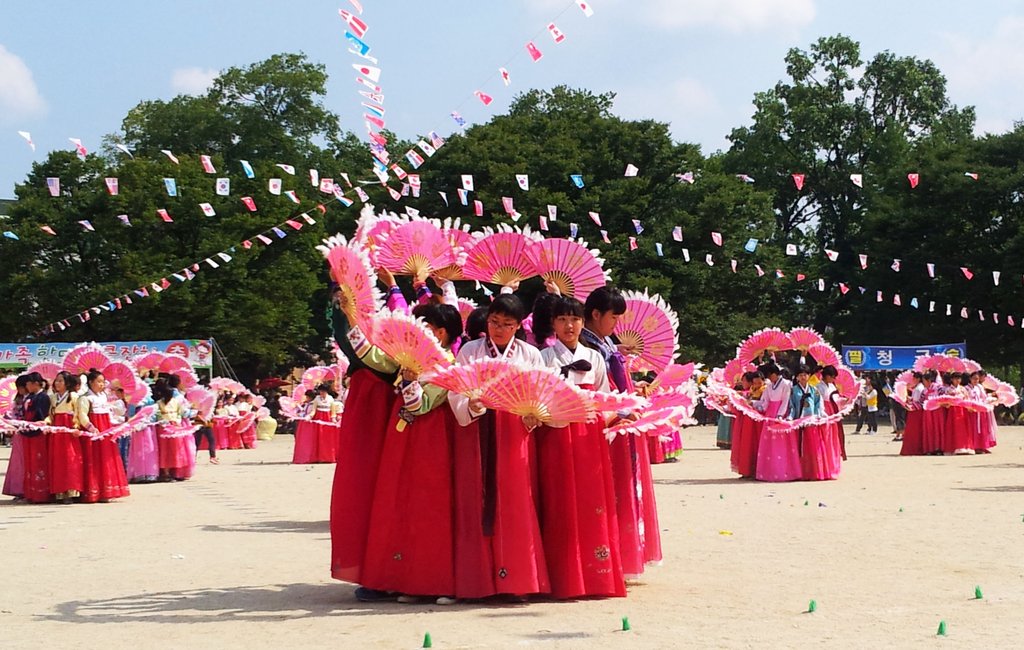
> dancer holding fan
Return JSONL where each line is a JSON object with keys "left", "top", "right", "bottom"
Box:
{"left": 21, "top": 372, "right": 52, "bottom": 504}
{"left": 361, "top": 303, "right": 463, "bottom": 605}
{"left": 320, "top": 236, "right": 401, "bottom": 594}
{"left": 754, "top": 363, "right": 800, "bottom": 482}
{"left": 536, "top": 296, "right": 626, "bottom": 599}
{"left": 48, "top": 371, "right": 84, "bottom": 503}
{"left": 447, "top": 294, "right": 551, "bottom": 601}
{"left": 792, "top": 365, "right": 841, "bottom": 480}
{"left": 580, "top": 286, "right": 662, "bottom": 578}
{"left": 75, "top": 369, "right": 131, "bottom": 503}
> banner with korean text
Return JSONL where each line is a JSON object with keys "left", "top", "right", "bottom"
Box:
{"left": 841, "top": 342, "right": 967, "bottom": 371}
{"left": 0, "top": 339, "right": 213, "bottom": 369}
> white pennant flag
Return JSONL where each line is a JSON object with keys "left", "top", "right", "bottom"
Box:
{"left": 17, "top": 131, "right": 35, "bottom": 151}
{"left": 268, "top": 178, "right": 282, "bottom": 195}
{"left": 993, "top": 271, "right": 1001, "bottom": 286}
{"left": 516, "top": 174, "right": 530, "bottom": 191}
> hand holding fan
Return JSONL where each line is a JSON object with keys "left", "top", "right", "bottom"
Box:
{"left": 462, "top": 224, "right": 542, "bottom": 286}
{"left": 63, "top": 343, "right": 112, "bottom": 375}
{"left": 614, "top": 289, "right": 679, "bottom": 374}
{"left": 318, "top": 235, "right": 381, "bottom": 331}
{"left": 526, "top": 237, "right": 610, "bottom": 300}
{"left": 125, "top": 381, "right": 150, "bottom": 406}
{"left": 480, "top": 366, "right": 595, "bottom": 427}
{"left": 376, "top": 219, "right": 457, "bottom": 277}
{"left": 367, "top": 309, "right": 452, "bottom": 376}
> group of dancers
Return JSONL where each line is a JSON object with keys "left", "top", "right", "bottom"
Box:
{"left": 899, "top": 370, "right": 998, "bottom": 456}
{"left": 1, "top": 367, "right": 256, "bottom": 504}
{"left": 717, "top": 362, "right": 846, "bottom": 482}
{"left": 327, "top": 270, "right": 667, "bottom": 604}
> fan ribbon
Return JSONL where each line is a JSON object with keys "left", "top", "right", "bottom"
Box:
{"left": 560, "top": 359, "right": 592, "bottom": 377}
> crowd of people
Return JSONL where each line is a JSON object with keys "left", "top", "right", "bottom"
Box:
{"left": 326, "top": 266, "right": 668, "bottom": 605}
{"left": 1, "top": 365, "right": 268, "bottom": 504}
{"left": 897, "top": 370, "right": 998, "bottom": 456}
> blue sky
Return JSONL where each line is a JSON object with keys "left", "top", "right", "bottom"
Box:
{"left": 3, "top": 0, "right": 1024, "bottom": 197}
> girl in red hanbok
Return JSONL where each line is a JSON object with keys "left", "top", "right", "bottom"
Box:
{"left": 49, "top": 371, "right": 84, "bottom": 502}
{"left": 76, "top": 370, "right": 130, "bottom": 503}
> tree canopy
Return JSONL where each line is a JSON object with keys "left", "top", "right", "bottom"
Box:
{"left": 3, "top": 38, "right": 1024, "bottom": 381}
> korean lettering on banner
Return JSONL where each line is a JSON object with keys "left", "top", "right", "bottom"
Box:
{"left": 0, "top": 340, "right": 214, "bottom": 369}
{"left": 841, "top": 343, "right": 967, "bottom": 370}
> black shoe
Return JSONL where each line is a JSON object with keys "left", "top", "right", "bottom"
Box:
{"left": 354, "top": 587, "right": 394, "bottom": 602}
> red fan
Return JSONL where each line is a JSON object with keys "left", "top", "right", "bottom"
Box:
{"left": 457, "top": 298, "right": 479, "bottom": 326}
{"left": 833, "top": 368, "right": 860, "bottom": 399}
{"left": 584, "top": 390, "right": 648, "bottom": 414}
{"left": 27, "top": 361, "right": 61, "bottom": 382}
{"left": 434, "top": 218, "right": 481, "bottom": 280}
{"left": 354, "top": 207, "right": 403, "bottom": 265}
{"left": 481, "top": 366, "right": 594, "bottom": 427}
{"left": 648, "top": 363, "right": 696, "bottom": 392}
{"left": 376, "top": 219, "right": 458, "bottom": 277}
{"left": 526, "top": 237, "right": 610, "bottom": 301}
{"left": 125, "top": 381, "right": 150, "bottom": 406}
{"left": 648, "top": 388, "right": 696, "bottom": 412}
{"left": 721, "top": 359, "right": 755, "bottom": 387}
{"left": 807, "top": 342, "right": 841, "bottom": 368}
{"left": 423, "top": 357, "right": 528, "bottom": 398}
{"left": 788, "top": 327, "right": 824, "bottom": 351}
{"left": 176, "top": 369, "right": 199, "bottom": 391}
{"left": 301, "top": 366, "right": 337, "bottom": 389}
{"left": 604, "top": 407, "right": 693, "bottom": 439}
{"left": 614, "top": 290, "right": 679, "bottom": 374}
{"left": 133, "top": 352, "right": 167, "bottom": 373}
{"left": 103, "top": 361, "right": 139, "bottom": 394}
{"left": 0, "top": 376, "right": 16, "bottom": 415}
{"left": 462, "top": 225, "right": 542, "bottom": 286}
{"left": 278, "top": 396, "right": 305, "bottom": 420}
{"left": 367, "top": 309, "right": 453, "bottom": 376}
{"left": 892, "top": 381, "right": 911, "bottom": 409}
{"left": 186, "top": 387, "right": 217, "bottom": 420}
{"left": 318, "top": 235, "right": 381, "bottom": 332}
{"left": 63, "top": 343, "right": 112, "bottom": 375}
{"left": 737, "top": 328, "right": 792, "bottom": 363}
{"left": 158, "top": 355, "right": 192, "bottom": 377}
{"left": 209, "top": 377, "right": 245, "bottom": 393}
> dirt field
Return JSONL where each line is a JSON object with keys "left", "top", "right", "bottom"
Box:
{"left": 2, "top": 425, "right": 1023, "bottom": 649}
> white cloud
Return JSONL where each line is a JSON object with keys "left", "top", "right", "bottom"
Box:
{"left": 0, "top": 44, "right": 46, "bottom": 124}
{"left": 933, "top": 16, "right": 1024, "bottom": 135}
{"left": 170, "top": 67, "right": 218, "bottom": 95}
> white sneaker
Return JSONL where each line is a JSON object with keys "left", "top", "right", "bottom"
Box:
{"left": 435, "top": 596, "right": 457, "bottom": 605}
{"left": 396, "top": 595, "right": 421, "bottom": 604}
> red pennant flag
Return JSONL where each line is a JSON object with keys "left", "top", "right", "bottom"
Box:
{"left": 588, "top": 211, "right": 602, "bottom": 227}
{"left": 474, "top": 91, "right": 493, "bottom": 106}
{"left": 256, "top": 234, "right": 273, "bottom": 245}
{"left": 286, "top": 219, "right": 303, "bottom": 230}
{"left": 754, "top": 264, "right": 765, "bottom": 277}
{"left": 629, "top": 237, "right": 638, "bottom": 251}
{"left": 474, "top": 200, "right": 483, "bottom": 216}
{"left": 796, "top": 274, "right": 806, "bottom": 281}
{"left": 157, "top": 209, "right": 173, "bottom": 223}
{"left": 160, "top": 278, "right": 171, "bottom": 289}
{"left": 316, "top": 204, "right": 327, "bottom": 214}
{"left": 711, "top": 231, "right": 723, "bottom": 247}
{"left": 338, "top": 10, "right": 367, "bottom": 38}
{"left": 200, "top": 155, "right": 216, "bottom": 174}
{"left": 792, "top": 173, "right": 805, "bottom": 191}
{"left": 526, "top": 41, "right": 543, "bottom": 62}
{"left": 960, "top": 307, "right": 969, "bottom": 319}
{"left": 908, "top": 173, "right": 920, "bottom": 188}
{"left": 242, "top": 240, "right": 253, "bottom": 249}
{"left": 839, "top": 283, "right": 850, "bottom": 295}
{"left": 824, "top": 249, "right": 839, "bottom": 262}
{"left": 241, "top": 197, "right": 257, "bottom": 212}
{"left": 960, "top": 267, "right": 974, "bottom": 280}
{"left": 894, "top": 294, "right": 902, "bottom": 306}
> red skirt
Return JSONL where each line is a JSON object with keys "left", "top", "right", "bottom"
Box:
{"left": 921, "top": 409, "right": 944, "bottom": 453}
{"left": 239, "top": 420, "right": 258, "bottom": 449}
{"left": 729, "top": 413, "right": 760, "bottom": 477}
{"left": 315, "top": 422, "right": 338, "bottom": 463}
{"left": 49, "top": 413, "right": 84, "bottom": 494}
{"left": 944, "top": 406, "right": 971, "bottom": 453}
{"left": 608, "top": 433, "right": 644, "bottom": 576}
{"left": 800, "top": 424, "right": 841, "bottom": 480}
{"left": 330, "top": 370, "right": 397, "bottom": 584}
{"left": 450, "top": 411, "right": 549, "bottom": 598}
{"left": 227, "top": 420, "right": 244, "bottom": 449}
{"left": 535, "top": 421, "right": 625, "bottom": 599}
{"left": 22, "top": 433, "right": 50, "bottom": 503}
{"left": 80, "top": 413, "right": 130, "bottom": 503}
{"left": 901, "top": 410, "right": 924, "bottom": 456}
{"left": 362, "top": 404, "right": 457, "bottom": 597}
{"left": 647, "top": 432, "right": 666, "bottom": 464}
{"left": 211, "top": 418, "right": 231, "bottom": 450}
{"left": 292, "top": 419, "right": 319, "bottom": 464}
{"left": 635, "top": 433, "right": 662, "bottom": 565}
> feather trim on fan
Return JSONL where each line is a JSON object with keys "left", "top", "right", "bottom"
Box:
{"left": 157, "top": 355, "right": 192, "bottom": 377}
{"left": 0, "top": 376, "right": 16, "bottom": 415}
{"left": 367, "top": 309, "right": 453, "bottom": 375}
{"left": 614, "top": 289, "right": 680, "bottom": 374}
{"left": 354, "top": 205, "right": 403, "bottom": 265}
{"left": 318, "top": 235, "right": 383, "bottom": 332}
{"left": 737, "top": 328, "right": 792, "bottom": 363}
{"left": 603, "top": 407, "right": 694, "bottom": 440}
{"left": 526, "top": 237, "right": 610, "bottom": 300}
{"left": 102, "top": 361, "right": 140, "bottom": 395}
{"left": 63, "top": 343, "right": 112, "bottom": 376}
{"left": 456, "top": 298, "right": 479, "bottom": 327}
{"left": 720, "top": 359, "right": 755, "bottom": 387}
{"left": 892, "top": 381, "right": 911, "bottom": 409}
{"left": 462, "top": 224, "right": 542, "bottom": 286}
{"left": 787, "top": 327, "right": 824, "bottom": 351}
{"left": 375, "top": 219, "right": 458, "bottom": 277}
{"left": 209, "top": 377, "right": 246, "bottom": 394}
{"left": 26, "top": 361, "right": 61, "bottom": 382}
{"left": 434, "top": 218, "right": 483, "bottom": 280}
{"left": 647, "top": 363, "right": 696, "bottom": 392}
{"left": 806, "top": 342, "right": 841, "bottom": 368}
{"left": 480, "top": 365, "right": 595, "bottom": 427}
{"left": 924, "top": 394, "right": 989, "bottom": 412}
{"left": 582, "top": 390, "right": 648, "bottom": 414}
{"left": 301, "top": 366, "right": 338, "bottom": 389}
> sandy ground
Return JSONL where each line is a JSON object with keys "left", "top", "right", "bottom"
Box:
{"left": 2, "top": 425, "right": 1023, "bottom": 649}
